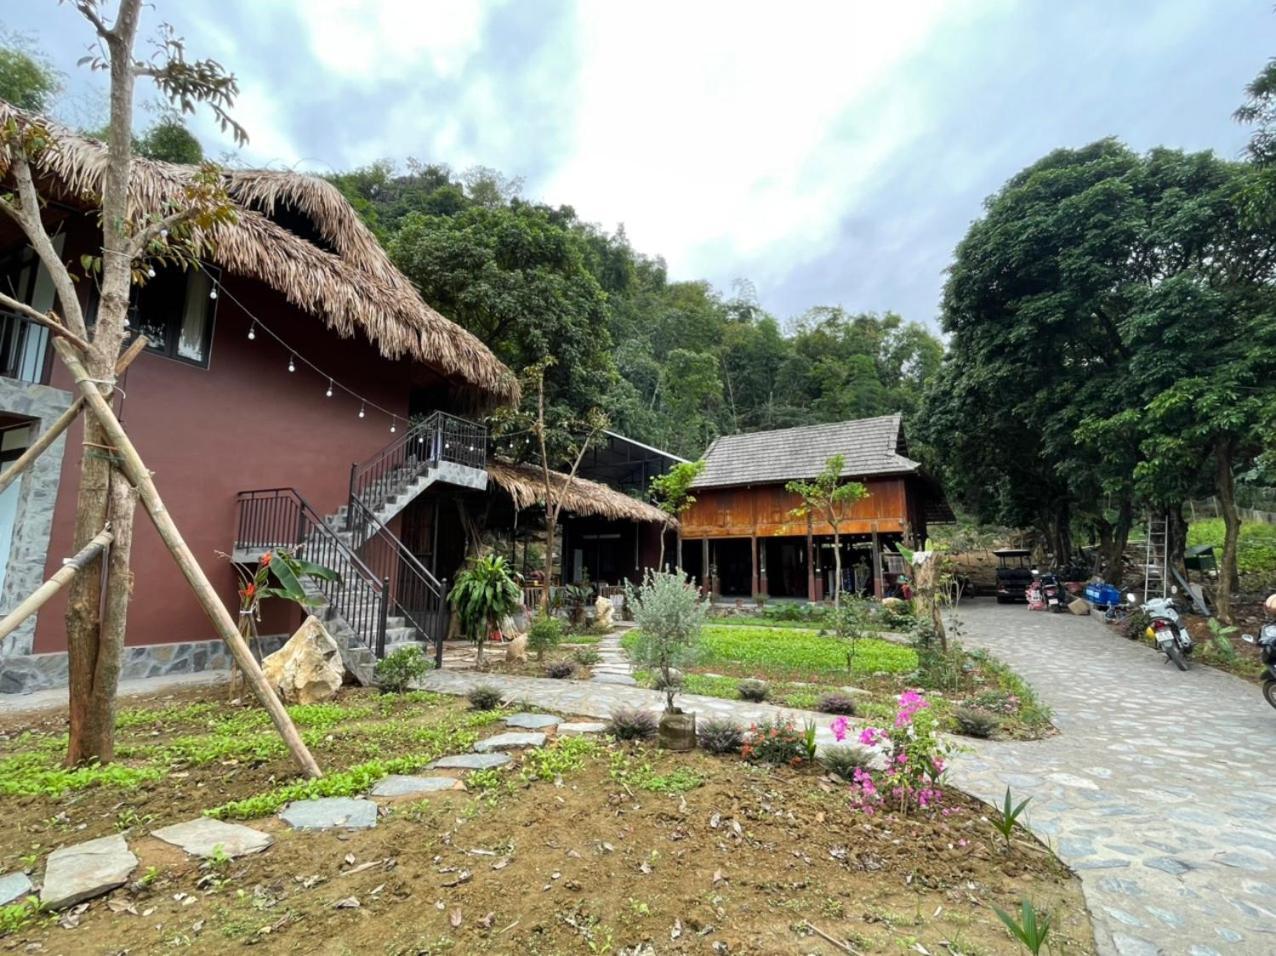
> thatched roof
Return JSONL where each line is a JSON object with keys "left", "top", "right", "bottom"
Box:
{"left": 0, "top": 103, "right": 518, "bottom": 406}
{"left": 487, "top": 460, "right": 673, "bottom": 526}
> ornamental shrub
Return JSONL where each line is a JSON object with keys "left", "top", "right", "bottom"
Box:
{"left": 606, "top": 706, "right": 658, "bottom": 741}
{"left": 545, "top": 660, "right": 576, "bottom": 679}
{"left": 815, "top": 692, "right": 857, "bottom": 715}
{"left": 528, "top": 614, "right": 564, "bottom": 661}
{"left": 952, "top": 705, "right": 1000, "bottom": 739}
{"left": 467, "top": 684, "right": 503, "bottom": 711}
{"left": 741, "top": 717, "right": 806, "bottom": 765}
{"left": 573, "top": 648, "right": 602, "bottom": 666}
{"left": 697, "top": 716, "right": 744, "bottom": 754}
{"left": 831, "top": 689, "right": 955, "bottom": 815}
{"left": 737, "top": 678, "right": 770, "bottom": 702}
{"left": 820, "top": 744, "right": 875, "bottom": 781}
{"left": 625, "top": 570, "right": 709, "bottom": 711}
{"left": 374, "top": 645, "right": 431, "bottom": 693}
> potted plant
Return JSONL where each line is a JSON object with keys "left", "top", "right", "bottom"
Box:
{"left": 448, "top": 554, "right": 523, "bottom": 666}
{"left": 625, "top": 570, "right": 708, "bottom": 750}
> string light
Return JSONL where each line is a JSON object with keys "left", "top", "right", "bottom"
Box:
{"left": 146, "top": 266, "right": 155, "bottom": 278}
{"left": 208, "top": 270, "right": 409, "bottom": 434}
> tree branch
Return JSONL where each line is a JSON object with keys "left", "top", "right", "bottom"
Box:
{"left": 74, "top": 1, "right": 115, "bottom": 42}
{"left": 5, "top": 157, "right": 90, "bottom": 338}
{"left": 0, "top": 291, "right": 92, "bottom": 354}
{"left": 125, "top": 207, "right": 201, "bottom": 260}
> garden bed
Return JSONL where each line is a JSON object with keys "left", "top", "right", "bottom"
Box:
{"left": 0, "top": 686, "right": 1091, "bottom": 953}
{"left": 625, "top": 623, "right": 1053, "bottom": 740}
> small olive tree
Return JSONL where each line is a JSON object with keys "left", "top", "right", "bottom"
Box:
{"left": 648, "top": 459, "right": 705, "bottom": 571}
{"left": 787, "top": 454, "right": 868, "bottom": 609}
{"left": 625, "top": 570, "right": 708, "bottom": 711}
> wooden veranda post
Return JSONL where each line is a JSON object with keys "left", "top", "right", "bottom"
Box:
{"left": 53, "top": 340, "right": 322, "bottom": 779}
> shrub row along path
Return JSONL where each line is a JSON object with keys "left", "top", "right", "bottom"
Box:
{"left": 948, "top": 599, "right": 1275, "bottom": 956}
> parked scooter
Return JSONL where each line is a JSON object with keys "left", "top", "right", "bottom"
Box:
{"left": 1241, "top": 598, "right": 1276, "bottom": 709}
{"left": 1130, "top": 592, "right": 1194, "bottom": 671}
{"left": 1031, "top": 569, "right": 1066, "bottom": 613}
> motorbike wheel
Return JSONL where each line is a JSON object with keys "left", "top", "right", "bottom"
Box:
{"left": 1263, "top": 680, "right": 1276, "bottom": 710}
{"left": 1167, "top": 643, "right": 1188, "bottom": 672}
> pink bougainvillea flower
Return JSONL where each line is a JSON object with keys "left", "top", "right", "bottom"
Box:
{"left": 830, "top": 716, "right": 849, "bottom": 741}
{"left": 858, "top": 727, "right": 881, "bottom": 747}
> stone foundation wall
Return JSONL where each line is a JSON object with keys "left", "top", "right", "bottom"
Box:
{"left": 0, "top": 633, "right": 289, "bottom": 695}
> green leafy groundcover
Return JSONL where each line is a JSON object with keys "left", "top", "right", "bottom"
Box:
{"left": 1187, "top": 518, "right": 1276, "bottom": 575}
{"left": 679, "top": 624, "right": 915, "bottom": 677}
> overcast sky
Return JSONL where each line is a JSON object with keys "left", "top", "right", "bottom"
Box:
{"left": 7, "top": 1, "right": 1273, "bottom": 328}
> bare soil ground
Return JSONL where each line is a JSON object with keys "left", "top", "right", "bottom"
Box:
{"left": 0, "top": 687, "right": 1093, "bottom": 955}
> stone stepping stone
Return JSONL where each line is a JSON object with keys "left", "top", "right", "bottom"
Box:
{"left": 370, "top": 775, "right": 464, "bottom": 797}
{"left": 0, "top": 872, "right": 32, "bottom": 906}
{"left": 503, "top": 713, "right": 559, "bottom": 730}
{"left": 557, "top": 722, "right": 607, "bottom": 735}
{"left": 474, "top": 731, "right": 546, "bottom": 752}
{"left": 592, "top": 673, "right": 638, "bottom": 686}
{"left": 429, "top": 752, "right": 511, "bottom": 770}
{"left": 40, "top": 833, "right": 137, "bottom": 910}
{"left": 151, "top": 818, "right": 273, "bottom": 859}
{"left": 280, "top": 797, "right": 377, "bottom": 831}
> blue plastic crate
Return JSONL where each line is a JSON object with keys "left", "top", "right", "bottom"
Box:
{"left": 1084, "top": 583, "right": 1121, "bottom": 608}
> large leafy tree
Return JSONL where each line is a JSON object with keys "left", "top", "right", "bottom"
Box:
{"left": 0, "top": 38, "right": 60, "bottom": 111}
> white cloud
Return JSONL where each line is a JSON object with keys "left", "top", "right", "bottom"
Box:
{"left": 541, "top": 2, "right": 979, "bottom": 287}
{"left": 296, "top": 0, "right": 491, "bottom": 83}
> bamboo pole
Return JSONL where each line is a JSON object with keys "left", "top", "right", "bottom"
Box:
{"left": 52, "top": 339, "right": 322, "bottom": 779}
{"left": 0, "top": 529, "right": 113, "bottom": 642}
{"left": 0, "top": 337, "right": 150, "bottom": 496}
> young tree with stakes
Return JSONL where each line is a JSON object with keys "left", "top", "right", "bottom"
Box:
{"left": 648, "top": 459, "right": 705, "bottom": 571}
{"left": 786, "top": 454, "right": 868, "bottom": 608}
{"left": 0, "top": 1, "right": 318, "bottom": 772}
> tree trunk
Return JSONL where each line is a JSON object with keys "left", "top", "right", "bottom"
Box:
{"left": 1215, "top": 441, "right": 1240, "bottom": 625}
{"left": 542, "top": 509, "right": 557, "bottom": 616}
{"left": 68, "top": 470, "right": 137, "bottom": 765}
{"left": 831, "top": 529, "right": 842, "bottom": 609}
{"left": 657, "top": 532, "right": 665, "bottom": 575}
{"left": 1166, "top": 502, "right": 1188, "bottom": 586}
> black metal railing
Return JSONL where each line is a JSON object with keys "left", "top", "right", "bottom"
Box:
{"left": 348, "top": 411, "right": 487, "bottom": 518}
{"left": 0, "top": 310, "right": 50, "bottom": 384}
{"left": 234, "top": 488, "right": 390, "bottom": 658}
{"left": 348, "top": 497, "right": 450, "bottom": 667}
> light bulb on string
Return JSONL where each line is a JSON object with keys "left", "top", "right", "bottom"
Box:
{"left": 288, "top": 353, "right": 296, "bottom": 373}
{"left": 390, "top": 418, "right": 397, "bottom": 434}
{"left": 325, "top": 379, "right": 333, "bottom": 398}
{"left": 247, "top": 322, "right": 256, "bottom": 341}
{"left": 358, "top": 403, "right": 366, "bottom": 419}
{"left": 209, "top": 286, "right": 218, "bottom": 300}
{"left": 145, "top": 266, "right": 155, "bottom": 278}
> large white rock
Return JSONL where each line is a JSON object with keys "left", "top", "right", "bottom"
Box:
{"left": 594, "top": 596, "right": 615, "bottom": 629}
{"left": 261, "top": 615, "right": 344, "bottom": 705}
{"left": 505, "top": 633, "right": 528, "bottom": 663}
{"left": 40, "top": 834, "right": 137, "bottom": 910}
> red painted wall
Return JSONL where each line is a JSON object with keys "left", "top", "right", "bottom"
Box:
{"left": 34, "top": 275, "right": 428, "bottom": 652}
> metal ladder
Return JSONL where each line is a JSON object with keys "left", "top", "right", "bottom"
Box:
{"left": 1143, "top": 513, "right": 1168, "bottom": 602}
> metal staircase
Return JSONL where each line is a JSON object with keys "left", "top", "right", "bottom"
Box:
{"left": 232, "top": 411, "right": 489, "bottom": 683}
{"left": 1143, "top": 513, "right": 1168, "bottom": 603}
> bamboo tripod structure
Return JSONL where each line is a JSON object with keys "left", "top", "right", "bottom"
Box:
{"left": 0, "top": 336, "right": 320, "bottom": 778}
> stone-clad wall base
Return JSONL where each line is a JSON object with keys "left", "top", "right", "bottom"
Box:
{"left": 0, "top": 633, "right": 288, "bottom": 694}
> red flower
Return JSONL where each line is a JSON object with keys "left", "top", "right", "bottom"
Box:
{"left": 240, "top": 582, "right": 256, "bottom": 601}
{"left": 260, "top": 551, "right": 272, "bottom": 567}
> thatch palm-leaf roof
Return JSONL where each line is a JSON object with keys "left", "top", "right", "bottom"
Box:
{"left": 487, "top": 460, "right": 673, "bottom": 525}
{"left": 0, "top": 102, "right": 518, "bottom": 406}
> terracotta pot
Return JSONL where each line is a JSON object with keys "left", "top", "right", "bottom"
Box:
{"left": 658, "top": 708, "right": 697, "bottom": 751}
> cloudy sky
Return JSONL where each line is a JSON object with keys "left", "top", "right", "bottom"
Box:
{"left": 8, "top": 1, "right": 1273, "bottom": 328}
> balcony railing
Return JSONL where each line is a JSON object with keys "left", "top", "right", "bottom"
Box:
{"left": 0, "top": 310, "right": 50, "bottom": 385}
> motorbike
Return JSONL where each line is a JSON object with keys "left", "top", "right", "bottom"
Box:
{"left": 1031, "top": 569, "right": 1066, "bottom": 613}
{"left": 1241, "top": 618, "right": 1276, "bottom": 710}
{"left": 1141, "top": 595, "right": 1194, "bottom": 671}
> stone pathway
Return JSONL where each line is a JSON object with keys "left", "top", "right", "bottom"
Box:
{"left": 151, "top": 818, "right": 273, "bottom": 858}
{"left": 949, "top": 599, "right": 1276, "bottom": 956}
{"left": 590, "top": 627, "right": 638, "bottom": 686}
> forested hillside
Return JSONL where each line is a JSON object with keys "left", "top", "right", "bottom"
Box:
{"left": 329, "top": 163, "right": 943, "bottom": 459}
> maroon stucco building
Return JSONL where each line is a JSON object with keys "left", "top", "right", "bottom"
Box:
{"left": 0, "top": 105, "right": 515, "bottom": 692}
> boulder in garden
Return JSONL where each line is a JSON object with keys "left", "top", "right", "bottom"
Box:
{"left": 506, "top": 633, "right": 528, "bottom": 663}
{"left": 594, "top": 595, "right": 615, "bottom": 629}
{"left": 261, "top": 615, "right": 344, "bottom": 705}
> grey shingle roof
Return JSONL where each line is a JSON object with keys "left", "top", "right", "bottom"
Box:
{"left": 692, "top": 414, "right": 920, "bottom": 489}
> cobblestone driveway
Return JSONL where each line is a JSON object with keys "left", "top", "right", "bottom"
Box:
{"left": 950, "top": 599, "right": 1276, "bottom": 956}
